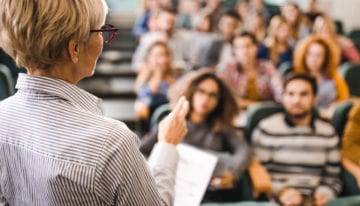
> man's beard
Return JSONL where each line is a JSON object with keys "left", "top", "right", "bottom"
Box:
{"left": 288, "top": 110, "right": 311, "bottom": 119}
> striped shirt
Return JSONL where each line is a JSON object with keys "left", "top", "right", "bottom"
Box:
{"left": 0, "top": 74, "right": 178, "bottom": 205}
{"left": 252, "top": 113, "right": 341, "bottom": 200}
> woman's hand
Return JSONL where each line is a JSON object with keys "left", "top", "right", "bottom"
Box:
{"left": 158, "top": 96, "right": 189, "bottom": 145}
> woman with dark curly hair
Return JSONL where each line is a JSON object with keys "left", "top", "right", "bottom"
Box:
{"left": 141, "top": 69, "right": 251, "bottom": 202}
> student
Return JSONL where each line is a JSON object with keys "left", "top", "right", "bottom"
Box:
{"left": 313, "top": 15, "right": 360, "bottom": 63}
{"left": 134, "top": 41, "right": 177, "bottom": 121}
{"left": 0, "top": 0, "right": 189, "bottom": 205}
{"left": 132, "top": 8, "right": 191, "bottom": 71}
{"left": 219, "top": 32, "right": 283, "bottom": 110}
{"left": 280, "top": 2, "right": 311, "bottom": 46}
{"left": 259, "top": 16, "right": 293, "bottom": 67}
{"left": 141, "top": 69, "right": 251, "bottom": 202}
{"left": 252, "top": 73, "right": 342, "bottom": 206}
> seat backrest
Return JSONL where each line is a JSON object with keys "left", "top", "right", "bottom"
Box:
{"left": 334, "top": 19, "right": 344, "bottom": 35}
{"left": 348, "top": 29, "right": 360, "bottom": 51}
{"left": 149, "top": 103, "right": 171, "bottom": 129}
{"left": 339, "top": 63, "right": 360, "bottom": 97}
{"left": 0, "top": 63, "right": 15, "bottom": 101}
{"left": 278, "top": 61, "right": 293, "bottom": 79}
{"left": 331, "top": 100, "right": 354, "bottom": 140}
{"left": 244, "top": 102, "right": 284, "bottom": 142}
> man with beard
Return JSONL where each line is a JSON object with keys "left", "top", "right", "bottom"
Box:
{"left": 251, "top": 73, "right": 341, "bottom": 206}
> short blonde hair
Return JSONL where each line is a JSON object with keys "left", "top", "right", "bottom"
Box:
{"left": 0, "top": 0, "right": 108, "bottom": 69}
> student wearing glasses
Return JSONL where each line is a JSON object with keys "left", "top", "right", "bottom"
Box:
{"left": 141, "top": 69, "right": 251, "bottom": 202}
{"left": 0, "top": 0, "right": 189, "bottom": 205}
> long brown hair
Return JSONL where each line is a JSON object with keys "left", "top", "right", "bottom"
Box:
{"left": 168, "top": 69, "right": 239, "bottom": 132}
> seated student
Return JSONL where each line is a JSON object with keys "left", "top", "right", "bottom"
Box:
{"left": 279, "top": 1, "right": 312, "bottom": 46}
{"left": 134, "top": 41, "right": 177, "bottom": 121}
{"left": 313, "top": 15, "right": 360, "bottom": 64}
{"left": 341, "top": 102, "right": 360, "bottom": 189}
{"left": 293, "top": 34, "right": 349, "bottom": 118}
{"left": 243, "top": 11, "right": 267, "bottom": 43}
{"left": 131, "top": 8, "right": 191, "bottom": 71}
{"left": 188, "top": 13, "right": 218, "bottom": 69}
{"left": 252, "top": 73, "right": 342, "bottom": 206}
{"left": 200, "top": 10, "right": 241, "bottom": 70}
{"left": 258, "top": 16, "right": 294, "bottom": 67}
{"left": 140, "top": 69, "right": 251, "bottom": 202}
{"left": 219, "top": 32, "right": 283, "bottom": 110}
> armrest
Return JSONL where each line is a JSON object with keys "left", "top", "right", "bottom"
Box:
{"left": 248, "top": 159, "right": 272, "bottom": 198}
{"left": 342, "top": 158, "right": 360, "bottom": 187}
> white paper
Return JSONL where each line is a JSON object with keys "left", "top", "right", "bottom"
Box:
{"left": 174, "top": 143, "right": 218, "bottom": 206}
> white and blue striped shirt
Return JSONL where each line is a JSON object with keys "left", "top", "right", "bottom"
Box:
{"left": 0, "top": 74, "right": 178, "bottom": 205}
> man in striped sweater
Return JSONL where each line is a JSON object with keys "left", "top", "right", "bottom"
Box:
{"left": 252, "top": 73, "right": 341, "bottom": 206}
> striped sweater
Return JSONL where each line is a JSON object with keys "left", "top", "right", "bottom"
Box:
{"left": 252, "top": 113, "right": 341, "bottom": 200}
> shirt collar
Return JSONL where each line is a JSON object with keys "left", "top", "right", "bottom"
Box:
{"left": 16, "top": 73, "right": 102, "bottom": 115}
{"left": 284, "top": 111, "right": 316, "bottom": 130}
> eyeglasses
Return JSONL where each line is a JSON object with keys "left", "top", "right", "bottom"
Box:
{"left": 195, "top": 88, "right": 220, "bottom": 100}
{"left": 90, "top": 24, "right": 118, "bottom": 44}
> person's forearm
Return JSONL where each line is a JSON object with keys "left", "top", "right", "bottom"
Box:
{"left": 148, "top": 142, "right": 179, "bottom": 206}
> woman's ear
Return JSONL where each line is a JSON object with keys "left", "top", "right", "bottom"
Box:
{"left": 68, "top": 39, "right": 79, "bottom": 63}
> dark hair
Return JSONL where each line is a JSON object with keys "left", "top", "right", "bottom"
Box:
{"left": 284, "top": 72, "right": 318, "bottom": 95}
{"left": 223, "top": 9, "right": 241, "bottom": 21}
{"left": 233, "top": 31, "right": 258, "bottom": 45}
{"left": 183, "top": 71, "right": 239, "bottom": 132}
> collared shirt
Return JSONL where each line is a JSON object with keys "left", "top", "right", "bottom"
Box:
{"left": 0, "top": 74, "right": 178, "bottom": 206}
{"left": 219, "top": 60, "right": 283, "bottom": 103}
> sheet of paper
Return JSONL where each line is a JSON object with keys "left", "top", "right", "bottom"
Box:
{"left": 174, "top": 143, "right": 218, "bottom": 206}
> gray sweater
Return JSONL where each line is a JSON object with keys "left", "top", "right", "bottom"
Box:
{"left": 140, "top": 121, "right": 251, "bottom": 180}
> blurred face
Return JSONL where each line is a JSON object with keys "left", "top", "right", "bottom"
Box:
{"left": 305, "top": 42, "right": 326, "bottom": 73}
{"left": 233, "top": 36, "right": 258, "bottom": 64}
{"left": 192, "top": 78, "right": 220, "bottom": 117}
{"left": 157, "top": 11, "right": 176, "bottom": 33}
{"left": 250, "top": 0, "right": 264, "bottom": 8}
{"left": 276, "top": 23, "right": 291, "bottom": 42}
{"left": 219, "top": 16, "right": 238, "bottom": 42}
{"left": 147, "top": 44, "right": 171, "bottom": 72}
{"left": 197, "top": 17, "right": 211, "bottom": 32}
{"left": 147, "top": 0, "right": 161, "bottom": 10}
{"left": 282, "top": 79, "right": 316, "bottom": 119}
{"left": 249, "top": 14, "right": 264, "bottom": 31}
{"left": 317, "top": 22, "right": 332, "bottom": 37}
{"left": 282, "top": 4, "right": 299, "bottom": 24}
{"left": 237, "top": 2, "right": 249, "bottom": 20}
{"left": 207, "top": 0, "right": 221, "bottom": 9}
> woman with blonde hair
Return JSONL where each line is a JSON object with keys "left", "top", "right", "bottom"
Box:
{"left": 280, "top": 1, "right": 311, "bottom": 45}
{"left": 141, "top": 69, "right": 251, "bottom": 202}
{"left": 293, "top": 34, "right": 349, "bottom": 114}
{"left": 0, "top": 0, "right": 189, "bottom": 204}
{"left": 259, "top": 16, "right": 294, "bottom": 67}
{"left": 313, "top": 15, "right": 360, "bottom": 63}
{"left": 134, "top": 41, "right": 177, "bottom": 121}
